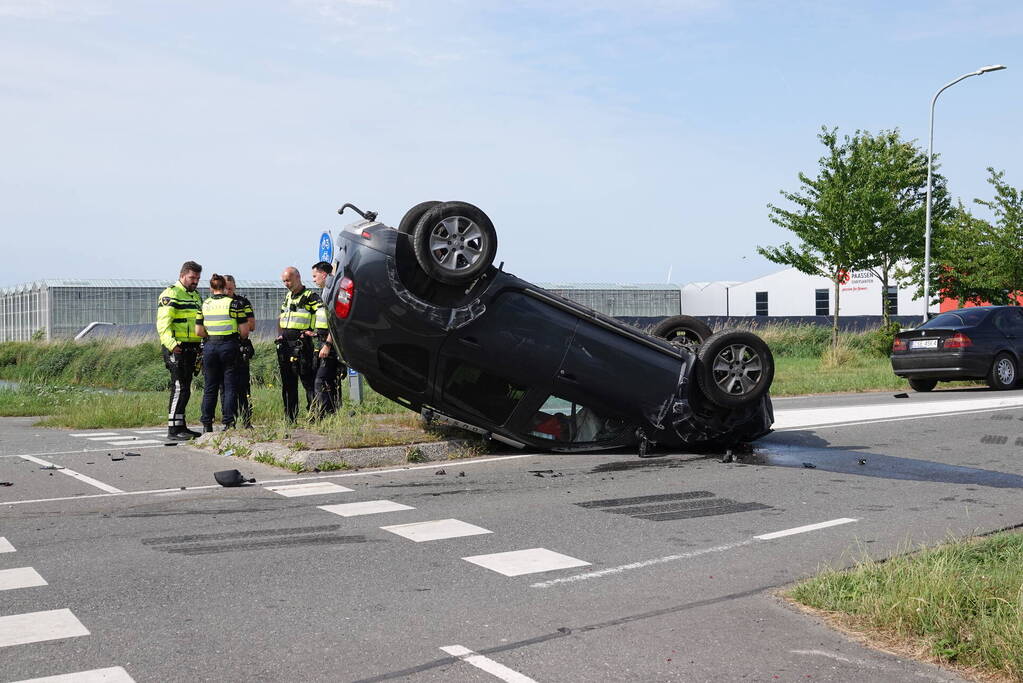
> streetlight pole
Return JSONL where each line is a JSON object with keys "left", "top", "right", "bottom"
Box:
{"left": 922, "top": 64, "right": 1006, "bottom": 322}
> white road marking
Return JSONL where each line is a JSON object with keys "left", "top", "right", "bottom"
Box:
{"left": 133, "top": 430, "right": 165, "bottom": 434}
{"left": 0, "top": 609, "right": 90, "bottom": 647}
{"left": 381, "top": 519, "right": 492, "bottom": 542}
{"left": 755, "top": 518, "right": 858, "bottom": 540}
{"left": 104, "top": 439, "right": 164, "bottom": 446}
{"left": 0, "top": 567, "right": 48, "bottom": 591}
{"left": 773, "top": 394, "right": 1023, "bottom": 430}
{"left": 70, "top": 433, "right": 119, "bottom": 438}
{"left": 85, "top": 437, "right": 124, "bottom": 441}
{"left": 440, "top": 645, "right": 537, "bottom": 683}
{"left": 10, "top": 666, "right": 135, "bottom": 682}
{"left": 17, "top": 454, "right": 123, "bottom": 494}
{"left": 318, "top": 500, "right": 414, "bottom": 517}
{"left": 2, "top": 454, "right": 536, "bottom": 507}
{"left": 265, "top": 482, "right": 353, "bottom": 497}
{"left": 0, "top": 537, "right": 15, "bottom": 553}
{"left": 530, "top": 541, "right": 753, "bottom": 588}
{"left": 0, "top": 445, "right": 166, "bottom": 460}
{"left": 464, "top": 548, "right": 590, "bottom": 577}
{"left": 532, "top": 518, "right": 861, "bottom": 588}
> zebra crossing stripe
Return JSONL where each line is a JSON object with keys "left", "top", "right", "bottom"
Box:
{"left": 0, "top": 537, "right": 14, "bottom": 553}
{"left": 70, "top": 433, "right": 119, "bottom": 438}
{"left": 9, "top": 666, "right": 135, "bottom": 682}
{"left": 0, "top": 567, "right": 47, "bottom": 591}
{"left": 0, "top": 609, "right": 90, "bottom": 647}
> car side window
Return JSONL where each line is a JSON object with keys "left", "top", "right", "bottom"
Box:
{"left": 443, "top": 361, "right": 526, "bottom": 425}
{"left": 993, "top": 309, "right": 1023, "bottom": 334}
{"left": 528, "top": 395, "right": 627, "bottom": 443}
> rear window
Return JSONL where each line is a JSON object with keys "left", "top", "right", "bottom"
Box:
{"left": 920, "top": 309, "right": 991, "bottom": 329}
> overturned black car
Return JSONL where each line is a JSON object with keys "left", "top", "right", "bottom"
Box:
{"left": 324, "top": 200, "right": 774, "bottom": 455}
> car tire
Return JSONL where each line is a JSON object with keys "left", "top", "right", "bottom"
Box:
{"left": 908, "top": 378, "right": 937, "bottom": 392}
{"left": 987, "top": 352, "right": 1017, "bottom": 390}
{"left": 398, "top": 201, "right": 441, "bottom": 235}
{"left": 651, "top": 315, "right": 713, "bottom": 351}
{"left": 412, "top": 201, "right": 498, "bottom": 285}
{"left": 695, "top": 330, "right": 775, "bottom": 408}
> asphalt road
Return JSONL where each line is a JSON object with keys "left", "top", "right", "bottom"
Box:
{"left": 4, "top": 387, "right": 1023, "bottom": 682}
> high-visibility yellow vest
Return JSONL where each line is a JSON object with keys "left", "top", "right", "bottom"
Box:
{"left": 279, "top": 288, "right": 319, "bottom": 331}
{"left": 201, "top": 295, "right": 241, "bottom": 337}
{"left": 315, "top": 305, "right": 329, "bottom": 331}
{"left": 156, "top": 281, "right": 202, "bottom": 350}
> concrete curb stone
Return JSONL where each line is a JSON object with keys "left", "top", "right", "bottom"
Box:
{"left": 191, "top": 432, "right": 474, "bottom": 471}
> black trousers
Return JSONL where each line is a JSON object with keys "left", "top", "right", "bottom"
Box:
{"left": 163, "top": 344, "right": 199, "bottom": 430}
{"left": 313, "top": 353, "right": 340, "bottom": 417}
{"left": 201, "top": 339, "right": 239, "bottom": 426}
{"left": 277, "top": 337, "right": 314, "bottom": 422}
{"left": 221, "top": 341, "right": 253, "bottom": 427}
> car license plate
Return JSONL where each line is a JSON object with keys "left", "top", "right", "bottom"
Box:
{"left": 910, "top": 339, "right": 939, "bottom": 350}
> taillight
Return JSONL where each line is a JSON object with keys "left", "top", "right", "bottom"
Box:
{"left": 334, "top": 277, "right": 354, "bottom": 318}
{"left": 944, "top": 332, "right": 972, "bottom": 349}
{"left": 892, "top": 338, "right": 907, "bottom": 352}
{"left": 361, "top": 230, "right": 372, "bottom": 239}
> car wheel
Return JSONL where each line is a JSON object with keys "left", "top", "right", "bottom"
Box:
{"left": 398, "top": 201, "right": 441, "bottom": 235}
{"left": 908, "top": 378, "right": 937, "bottom": 392}
{"left": 412, "top": 201, "right": 498, "bottom": 284}
{"left": 650, "top": 315, "right": 713, "bottom": 352}
{"left": 695, "top": 330, "right": 775, "bottom": 408}
{"left": 987, "top": 352, "right": 1017, "bottom": 390}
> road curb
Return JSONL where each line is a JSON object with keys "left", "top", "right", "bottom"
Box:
{"left": 192, "top": 432, "right": 476, "bottom": 471}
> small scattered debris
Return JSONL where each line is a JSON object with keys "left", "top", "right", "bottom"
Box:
{"left": 457, "top": 471, "right": 466, "bottom": 477}
{"left": 894, "top": 393, "right": 909, "bottom": 399}
{"left": 164, "top": 443, "right": 178, "bottom": 447}
{"left": 858, "top": 458, "right": 867, "bottom": 465}
{"left": 0, "top": 481, "right": 13, "bottom": 487}
{"left": 530, "top": 469, "right": 562, "bottom": 478}
{"left": 434, "top": 469, "right": 446, "bottom": 475}
{"left": 39, "top": 465, "right": 64, "bottom": 471}
{"left": 110, "top": 454, "right": 125, "bottom": 461}
{"left": 802, "top": 462, "right": 817, "bottom": 469}
{"left": 213, "top": 469, "right": 255, "bottom": 487}
{"left": 222, "top": 449, "right": 235, "bottom": 457}
{"left": 721, "top": 449, "right": 734, "bottom": 464}
{"left": 124, "top": 452, "right": 140, "bottom": 457}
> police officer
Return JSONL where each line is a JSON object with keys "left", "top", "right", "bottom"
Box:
{"left": 310, "top": 261, "right": 345, "bottom": 417}
{"left": 156, "top": 261, "right": 203, "bottom": 440}
{"left": 223, "top": 275, "right": 255, "bottom": 428}
{"left": 196, "top": 274, "right": 249, "bottom": 432}
{"left": 276, "top": 266, "right": 321, "bottom": 422}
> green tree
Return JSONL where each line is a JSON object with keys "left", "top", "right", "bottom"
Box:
{"left": 759, "top": 128, "right": 884, "bottom": 346}
{"left": 917, "top": 169, "right": 1023, "bottom": 308}
{"left": 857, "top": 131, "right": 949, "bottom": 324}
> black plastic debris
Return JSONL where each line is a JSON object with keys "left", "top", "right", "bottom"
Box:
{"left": 434, "top": 469, "right": 446, "bottom": 475}
{"left": 457, "top": 471, "right": 466, "bottom": 477}
{"left": 124, "top": 452, "right": 141, "bottom": 457}
{"left": 858, "top": 458, "right": 867, "bottom": 465}
{"left": 164, "top": 442, "right": 178, "bottom": 447}
{"left": 0, "top": 481, "right": 13, "bottom": 486}
{"left": 530, "top": 469, "right": 562, "bottom": 478}
{"left": 110, "top": 454, "right": 125, "bottom": 461}
{"left": 39, "top": 465, "right": 64, "bottom": 470}
{"left": 802, "top": 462, "right": 817, "bottom": 469}
{"left": 894, "top": 393, "right": 909, "bottom": 399}
{"left": 214, "top": 469, "right": 255, "bottom": 487}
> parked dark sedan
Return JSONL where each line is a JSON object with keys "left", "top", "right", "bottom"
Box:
{"left": 891, "top": 306, "right": 1023, "bottom": 392}
{"left": 324, "top": 200, "right": 775, "bottom": 455}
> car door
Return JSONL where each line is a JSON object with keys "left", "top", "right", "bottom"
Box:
{"left": 993, "top": 307, "right": 1023, "bottom": 360}
{"left": 554, "top": 318, "right": 685, "bottom": 425}
{"left": 436, "top": 289, "right": 579, "bottom": 427}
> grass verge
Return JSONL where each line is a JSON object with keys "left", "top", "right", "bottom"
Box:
{"left": 788, "top": 531, "right": 1023, "bottom": 680}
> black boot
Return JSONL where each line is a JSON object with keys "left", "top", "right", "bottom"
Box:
{"left": 166, "top": 428, "right": 191, "bottom": 441}
{"left": 201, "top": 424, "right": 213, "bottom": 434}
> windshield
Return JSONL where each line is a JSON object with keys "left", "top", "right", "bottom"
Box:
{"left": 920, "top": 309, "right": 991, "bottom": 329}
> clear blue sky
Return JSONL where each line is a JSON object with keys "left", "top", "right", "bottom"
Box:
{"left": 1, "top": 0, "right": 1020, "bottom": 288}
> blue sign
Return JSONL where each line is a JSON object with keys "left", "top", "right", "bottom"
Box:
{"left": 318, "top": 231, "right": 333, "bottom": 263}
{"left": 348, "top": 367, "right": 359, "bottom": 377}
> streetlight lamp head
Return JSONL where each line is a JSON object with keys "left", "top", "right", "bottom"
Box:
{"left": 978, "top": 64, "right": 1007, "bottom": 74}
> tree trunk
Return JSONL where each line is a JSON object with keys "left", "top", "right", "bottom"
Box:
{"left": 832, "top": 276, "right": 841, "bottom": 348}
{"left": 880, "top": 270, "right": 890, "bottom": 326}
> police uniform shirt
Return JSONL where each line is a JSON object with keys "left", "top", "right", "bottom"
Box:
{"left": 233, "top": 293, "right": 255, "bottom": 327}
{"left": 156, "top": 281, "right": 202, "bottom": 350}
{"left": 278, "top": 287, "right": 322, "bottom": 339}
{"left": 196, "top": 294, "right": 246, "bottom": 338}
